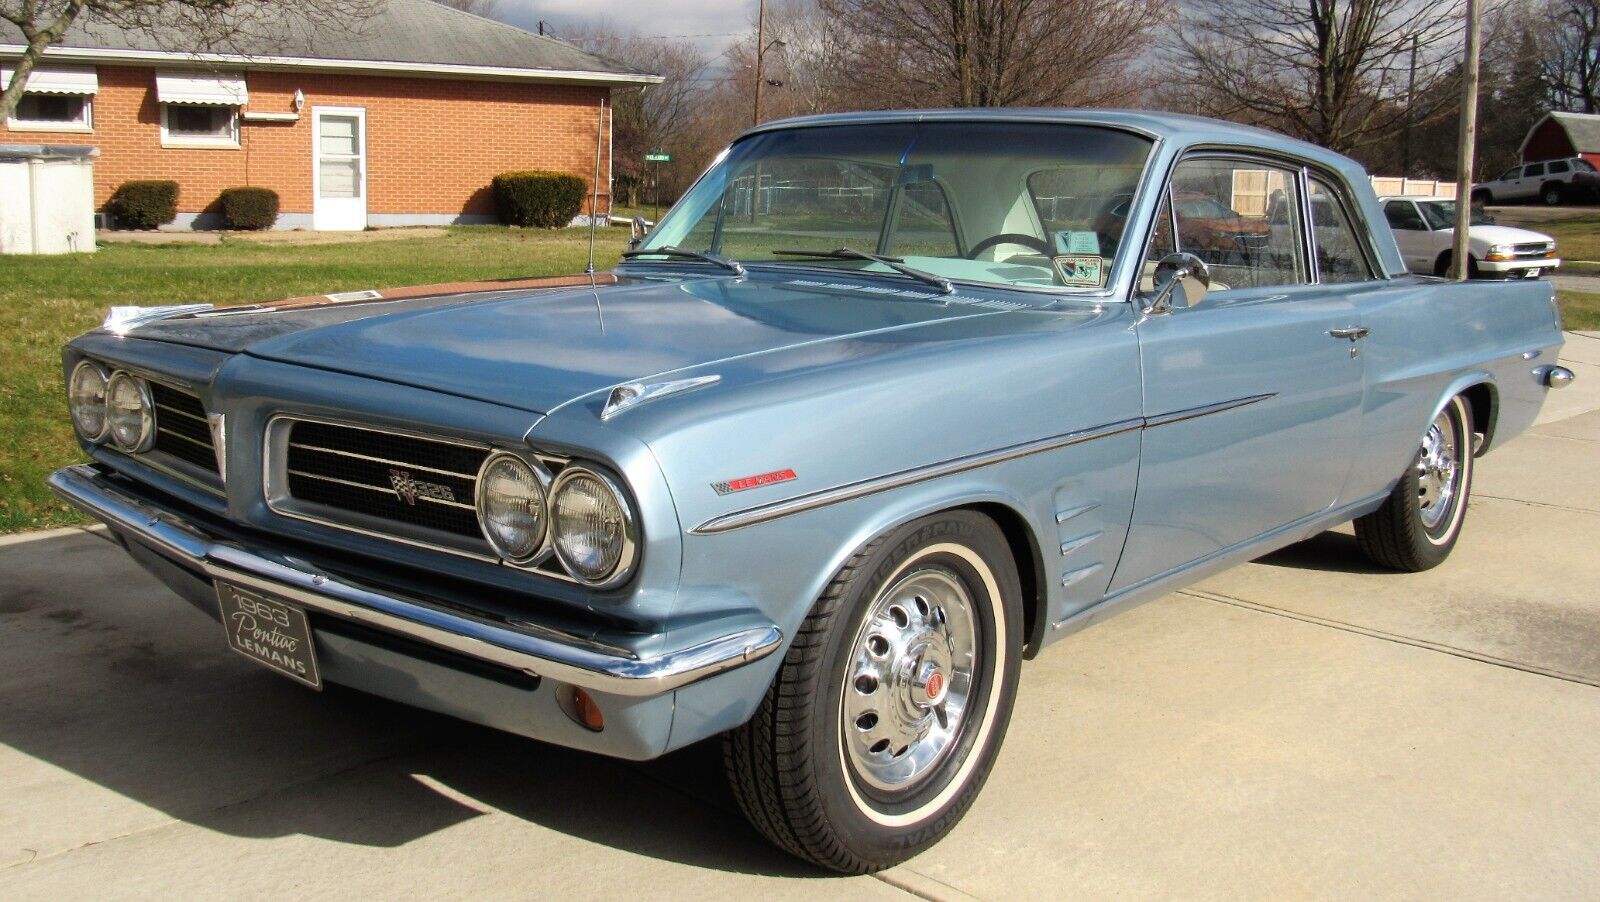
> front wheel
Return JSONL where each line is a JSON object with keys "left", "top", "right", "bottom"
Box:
{"left": 724, "top": 511, "right": 1023, "bottom": 873}
{"left": 1355, "top": 395, "right": 1474, "bottom": 571}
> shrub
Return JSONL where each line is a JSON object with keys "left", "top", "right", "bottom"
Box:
{"left": 107, "top": 180, "right": 179, "bottom": 230}
{"left": 219, "top": 187, "right": 280, "bottom": 230}
{"left": 492, "top": 170, "right": 587, "bottom": 228}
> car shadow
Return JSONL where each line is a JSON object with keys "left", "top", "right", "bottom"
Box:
{"left": 0, "top": 530, "right": 821, "bottom": 877}
{"left": 1254, "top": 530, "right": 1393, "bottom": 575}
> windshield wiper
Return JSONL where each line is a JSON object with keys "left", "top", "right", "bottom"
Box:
{"left": 771, "top": 247, "right": 954, "bottom": 294}
{"left": 621, "top": 245, "right": 745, "bottom": 275}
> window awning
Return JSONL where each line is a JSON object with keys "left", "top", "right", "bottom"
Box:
{"left": 155, "top": 71, "right": 247, "bottom": 106}
{"left": 0, "top": 65, "right": 99, "bottom": 95}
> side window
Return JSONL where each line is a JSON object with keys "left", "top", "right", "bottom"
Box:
{"left": 1384, "top": 201, "right": 1426, "bottom": 231}
{"left": 1549, "top": 160, "right": 1571, "bottom": 174}
{"left": 889, "top": 181, "right": 960, "bottom": 258}
{"left": 1525, "top": 163, "right": 1545, "bottom": 177}
{"left": 1497, "top": 167, "right": 1521, "bottom": 181}
{"left": 1169, "top": 158, "right": 1304, "bottom": 291}
{"left": 1309, "top": 178, "right": 1376, "bottom": 284}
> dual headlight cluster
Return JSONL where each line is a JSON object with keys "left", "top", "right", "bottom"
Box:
{"left": 476, "top": 452, "right": 638, "bottom": 588}
{"left": 69, "top": 361, "right": 156, "bottom": 452}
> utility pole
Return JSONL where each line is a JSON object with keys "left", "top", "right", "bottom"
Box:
{"left": 1451, "top": 0, "right": 1481, "bottom": 281}
{"left": 753, "top": 0, "right": 767, "bottom": 126}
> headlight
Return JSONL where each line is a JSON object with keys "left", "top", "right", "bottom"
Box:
{"left": 105, "top": 371, "right": 155, "bottom": 452}
{"left": 1487, "top": 244, "right": 1513, "bottom": 257}
{"left": 68, "top": 360, "right": 110, "bottom": 442}
{"left": 475, "top": 452, "right": 550, "bottom": 564}
{"left": 550, "top": 465, "right": 637, "bottom": 586}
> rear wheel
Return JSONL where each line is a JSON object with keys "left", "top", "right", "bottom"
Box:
{"left": 724, "top": 511, "right": 1023, "bottom": 873}
{"left": 1355, "top": 395, "right": 1474, "bottom": 571}
{"left": 1542, "top": 184, "right": 1564, "bottom": 206}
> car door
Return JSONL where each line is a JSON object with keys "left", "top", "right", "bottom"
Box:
{"left": 1109, "top": 156, "right": 1366, "bottom": 593}
{"left": 1383, "top": 200, "right": 1433, "bottom": 271}
{"left": 1516, "top": 163, "right": 1545, "bottom": 200}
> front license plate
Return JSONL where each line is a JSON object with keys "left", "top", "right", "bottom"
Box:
{"left": 217, "top": 583, "right": 321, "bottom": 689}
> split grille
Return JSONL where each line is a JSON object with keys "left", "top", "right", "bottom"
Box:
{"left": 150, "top": 382, "right": 218, "bottom": 474}
{"left": 1510, "top": 242, "right": 1555, "bottom": 259}
{"left": 283, "top": 420, "right": 490, "bottom": 541}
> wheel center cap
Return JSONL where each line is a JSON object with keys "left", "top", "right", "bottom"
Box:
{"left": 914, "top": 661, "right": 947, "bottom": 706}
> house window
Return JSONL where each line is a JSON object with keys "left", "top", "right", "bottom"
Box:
{"left": 155, "top": 71, "right": 247, "bottom": 148}
{"left": 162, "top": 104, "right": 238, "bottom": 145}
{"left": 11, "top": 93, "right": 92, "bottom": 129}
{"left": 2, "top": 65, "right": 97, "bottom": 132}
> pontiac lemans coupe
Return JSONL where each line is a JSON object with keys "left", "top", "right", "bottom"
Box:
{"left": 51, "top": 111, "right": 1573, "bottom": 872}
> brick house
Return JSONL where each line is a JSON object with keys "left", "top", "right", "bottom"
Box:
{"left": 1519, "top": 111, "right": 1600, "bottom": 169}
{"left": 0, "top": 0, "right": 659, "bottom": 230}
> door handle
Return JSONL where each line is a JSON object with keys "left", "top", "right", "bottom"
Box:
{"left": 1328, "top": 327, "right": 1370, "bottom": 340}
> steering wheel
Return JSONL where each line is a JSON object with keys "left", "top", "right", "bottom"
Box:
{"left": 966, "top": 233, "right": 1053, "bottom": 259}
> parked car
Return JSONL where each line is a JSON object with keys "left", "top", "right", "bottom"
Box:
{"left": 1380, "top": 195, "right": 1561, "bottom": 278}
{"left": 1471, "top": 157, "right": 1600, "bottom": 205}
{"left": 51, "top": 110, "right": 1574, "bottom": 874}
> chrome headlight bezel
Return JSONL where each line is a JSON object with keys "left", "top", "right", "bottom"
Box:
{"left": 474, "top": 451, "right": 553, "bottom": 565}
{"left": 105, "top": 370, "right": 156, "bottom": 453}
{"left": 549, "top": 463, "right": 639, "bottom": 589}
{"left": 68, "top": 359, "right": 111, "bottom": 443}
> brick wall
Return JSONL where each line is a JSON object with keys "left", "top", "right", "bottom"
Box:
{"left": 3, "top": 64, "right": 613, "bottom": 222}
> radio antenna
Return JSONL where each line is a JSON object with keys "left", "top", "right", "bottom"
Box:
{"left": 585, "top": 96, "right": 606, "bottom": 276}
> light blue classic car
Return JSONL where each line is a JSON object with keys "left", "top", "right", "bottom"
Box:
{"left": 52, "top": 110, "right": 1573, "bottom": 872}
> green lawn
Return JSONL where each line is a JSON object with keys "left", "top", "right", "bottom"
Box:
{"left": 0, "top": 226, "right": 625, "bottom": 533}
{"left": 1491, "top": 210, "right": 1600, "bottom": 271}
{"left": 1559, "top": 290, "right": 1600, "bottom": 331}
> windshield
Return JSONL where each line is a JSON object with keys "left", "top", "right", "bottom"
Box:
{"left": 634, "top": 122, "right": 1153, "bottom": 291}
{"left": 1418, "top": 201, "right": 1493, "bottom": 230}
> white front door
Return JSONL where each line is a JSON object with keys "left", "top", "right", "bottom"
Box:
{"left": 313, "top": 108, "right": 367, "bottom": 231}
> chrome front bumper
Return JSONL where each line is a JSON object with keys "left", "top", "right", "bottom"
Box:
{"left": 49, "top": 464, "right": 782, "bottom": 698}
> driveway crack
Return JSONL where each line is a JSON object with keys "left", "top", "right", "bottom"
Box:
{"left": 1180, "top": 589, "right": 1600, "bottom": 689}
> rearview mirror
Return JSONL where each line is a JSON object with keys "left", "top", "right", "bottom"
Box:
{"left": 1142, "top": 252, "right": 1210, "bottom": 314}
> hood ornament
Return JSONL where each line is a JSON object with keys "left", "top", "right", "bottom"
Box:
{"left": 602, "top": 375, "right": 721, "bottom": 419}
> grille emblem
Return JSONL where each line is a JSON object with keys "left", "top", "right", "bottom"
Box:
{"left": 388, "top": 469, "right": 456, "bottom": 506}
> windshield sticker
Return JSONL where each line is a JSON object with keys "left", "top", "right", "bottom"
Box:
{"left": 1054, "top": 255, "right": 1105, "bottom": 287}
{"left": 1055, "top": 231, "right": 1101, "bottom": 256}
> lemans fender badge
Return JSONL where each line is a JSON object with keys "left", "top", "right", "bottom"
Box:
{"left": 711, "top": 468, "right": 797, "bottom": 496}
{"left": 388, "top": 468, "right": 457, "bottom": 506}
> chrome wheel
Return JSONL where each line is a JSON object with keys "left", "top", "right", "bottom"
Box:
{"left": 842, "top": 565, "right": 978, "bottom": 793}
{"left": 1416, "top": 410, "right": 1460, "bottom": 530}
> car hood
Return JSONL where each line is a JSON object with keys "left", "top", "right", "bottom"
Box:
{"left": 126, "top": 271, "right": 1025, "bottom": 413}
{"left": 1464, "top": 224, "right": 1555, "bottom": 248}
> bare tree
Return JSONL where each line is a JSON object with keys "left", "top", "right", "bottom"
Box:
{"left": 566, "top": 27, "right": 712, "bottom": 205}
{"left": 1, "top": 1, "right": 379, "bottom": 121}
{"left": 1163, "top": 0, "right": 1466, "bottom": 154}
{"left": 817, "top": 0, "right": 1169, "bottom": 109}
{"left": 1540, "top": 0, "right": 1600, "bottom": 111}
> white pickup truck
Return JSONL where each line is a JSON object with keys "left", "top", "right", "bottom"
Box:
{"left": 1380, "top": 195, "right": 1560, "bottom": 279}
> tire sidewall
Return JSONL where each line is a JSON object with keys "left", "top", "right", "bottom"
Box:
{"left": 810, "top": 512, "right": 1023, "bottom": 863}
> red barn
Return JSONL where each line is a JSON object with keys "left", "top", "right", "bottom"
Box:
{"left": 1520, "top": 111, "right": 1600, "bottom": 169}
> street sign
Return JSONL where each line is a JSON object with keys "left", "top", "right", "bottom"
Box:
{"left": 644, "top": 153, "right": 671, "bottom": 163}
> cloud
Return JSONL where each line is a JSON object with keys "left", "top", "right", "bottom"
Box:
{"left": 486, "top": 0, "right": 753, "bottom": 54}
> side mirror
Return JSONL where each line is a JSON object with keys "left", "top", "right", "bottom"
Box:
{"left": 630, "top": 215, "right": 648, "bottom": 241}
{"left": 1142, "top": 252, "right": 1210, "bottom": 314}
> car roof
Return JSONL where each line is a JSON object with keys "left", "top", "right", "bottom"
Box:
{"left": 740, "top": 108, "right": 1350, "bottom": 166}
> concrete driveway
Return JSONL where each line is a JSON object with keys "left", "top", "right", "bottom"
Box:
{"left": 4, "top": 338, "right": 1599, "bottom": 900}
